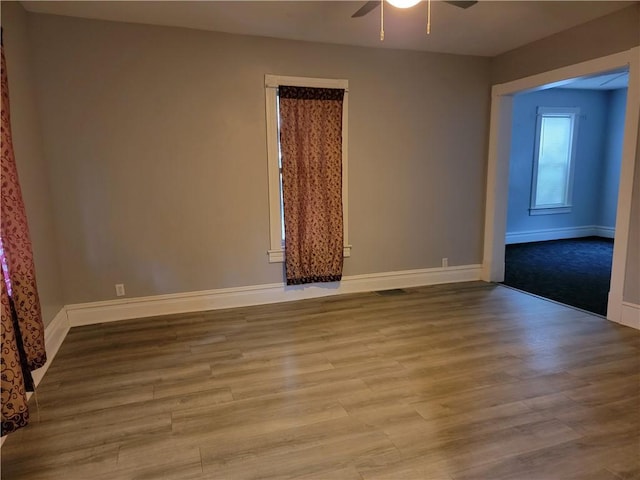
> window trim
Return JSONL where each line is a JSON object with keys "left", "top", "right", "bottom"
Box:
{"left": 529, "top": 106, "right": 580, "bottom": 215}
{"left": 265, "top": 74, "right": 351, "bottom": 263}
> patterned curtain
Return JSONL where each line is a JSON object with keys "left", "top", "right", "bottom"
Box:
{"left": 1, "top": 39, "right": 46, "bottom": 436}
{"left": 279, "top": 86, "right": 344, "bottom": 285}
{"left": 1, "top": 277, "right": 29, "bottom": 434}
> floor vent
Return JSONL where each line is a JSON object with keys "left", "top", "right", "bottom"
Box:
{"left": 375, "top": 288, "right": 408, "bottom": 296}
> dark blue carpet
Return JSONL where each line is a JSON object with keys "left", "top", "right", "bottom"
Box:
{"left": 503, "top": 236, "right": 613, "bottom": 316}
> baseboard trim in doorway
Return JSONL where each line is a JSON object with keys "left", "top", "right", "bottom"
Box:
{"left": 65, "top": 264, "right": 482, "bottom": 327}
{"left": 505, "top": 225, "right": 615, "bottom": 244}
{"left": 618, "top": 302, "right": 640, "bottom": 330}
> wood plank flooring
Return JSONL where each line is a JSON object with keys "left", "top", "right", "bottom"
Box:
{"left": 2, "top": 282, "right": 639, "bottom": 479}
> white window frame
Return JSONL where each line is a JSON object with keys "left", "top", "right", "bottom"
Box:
{"left": 530, "top": 106, "right": 580, "bottom": 216}
{"left": 265, "top": 74, "right": 351, "bottom": 263}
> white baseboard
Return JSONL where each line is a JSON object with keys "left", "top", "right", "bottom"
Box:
{"left": 592, "top": 226, "right": 615, "bottom": 238}
{"left": 616, "top": 302, "right": 640, "bottom": 330}
{"left": 1, "top": 307, "right": 70, "bottom": 446}
{"left": 31, "top": 307, "right": 70, "bottom": 387}
{"left": 506, "top": 225, "right": 615, "bottom": 244}
{"left": 65, "top": 264, "right": 482, "bottom": 327}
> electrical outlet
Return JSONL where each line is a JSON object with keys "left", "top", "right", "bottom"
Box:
{"left": 442, "top": 257, "right": 448, "bottom": 268}
{"left": 115, "top": 284, "right": 125, "bottom": 297}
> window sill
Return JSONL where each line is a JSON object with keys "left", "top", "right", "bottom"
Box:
{"left": 268, "top": 245, "right": 352, "bottom": 263}
{"left": 529, "top": 206, "right": 572, "bottom": 216}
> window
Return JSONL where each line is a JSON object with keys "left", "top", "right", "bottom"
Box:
{"left": 265, "top": 75, "right": 351, "bottom": 263}
{"left": 530, "top": 107, "right": 580, "bottom": 215}
{"left": 0, "top": 236, "right": 11, "bottom": 296}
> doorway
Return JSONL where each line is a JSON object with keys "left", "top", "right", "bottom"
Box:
{"left": 502, "top": 72, "right": 628, "bottom": 316}
{"left": 482, "top": 47, "right": 640, "bottom": 325}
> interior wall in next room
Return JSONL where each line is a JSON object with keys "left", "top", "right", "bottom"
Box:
{"left": 600, "top": 88, "right": 627, "bottom": 228}
{"left": 506, "top": 87, "right": 626, "bottom": 241}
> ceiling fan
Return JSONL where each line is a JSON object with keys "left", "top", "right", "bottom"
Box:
{"left": 352, "top": 0, "right": 478, "bottom": 18}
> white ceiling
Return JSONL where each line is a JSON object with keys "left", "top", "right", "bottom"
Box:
{"left": 21, "top": 1, "right": 635, "bottom": 57}
{"left": 561, "top": 70, "right": 629, "bottom": 90}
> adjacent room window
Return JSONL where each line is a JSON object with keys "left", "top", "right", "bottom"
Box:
{"left": 530, "top": 107, "right": 580, "bottom": 215}
{"left": 265, "top": 75, "right": 351, "bottom": 263}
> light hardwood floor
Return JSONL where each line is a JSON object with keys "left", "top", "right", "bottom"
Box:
{"left": 2, "top": 282, "right": 639, "bottom": 479}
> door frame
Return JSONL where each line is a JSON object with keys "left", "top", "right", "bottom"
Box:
{"left": 482, "top": 47, "right": 640, "bottom": 325}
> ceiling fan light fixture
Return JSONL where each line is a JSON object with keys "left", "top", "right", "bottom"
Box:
{"left": 386, "top": 0, "right": 421, "bottom": 9}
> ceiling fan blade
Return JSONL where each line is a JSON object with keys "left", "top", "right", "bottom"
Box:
{"left": 351, "top": 0, "right": 475, "bottom": 18}
{"left": 352, "top": 1, "right": 380, "bottom": 18}
{"left": 444, "top": 1, "right": 478, "bottom": 8}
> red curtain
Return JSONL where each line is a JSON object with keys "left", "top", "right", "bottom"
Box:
{"left": 1, "top": 275, "right": 29, "bottom": 434}
{"left": 1, "top": 41, "right": 46, "bottom": 435}
{"left": 279, "top": 86, "right": 344, "bottom": 285}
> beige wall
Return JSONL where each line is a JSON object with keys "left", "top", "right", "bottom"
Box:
{"left": 27, "top": 13, "right": 491, "bottom": 304}
{"left": 491, "top": 4, "right": 640, "bottom": 85}
{"left": 491, "top": 3, "right": 640, "bottom": 84}
{"left": 1, "top": 2, "right": 64, "bottom": 326}
{"left": 624, "top": 121, "right": 640, "bottom": 304}
{"left": 6, "top": 5, "right": 638, "bottom": 308}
